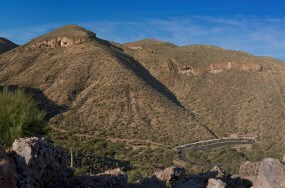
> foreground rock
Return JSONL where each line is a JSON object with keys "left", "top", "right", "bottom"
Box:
{"left": 0, "top": 137, "right": 128, "bottom": 188}
{"left": 206, "top": 178, "right": 226, "bottom": 188}
{"left": 153, "top": 166, "right": 186, "bottom": 183}
{"left": 2, "top": 137, "right": 285, "bottom": 188}
{"left": 0, "top": 147, "right": 17, "bottom": 188}
{"left": 239, "top": 161, "right": 260, "bottom": 183}
{"left": 253, "top": 158, "right": 285, "bottom": 188}
{"left": 8, "top": 137, "right": 67, "bottom": 187}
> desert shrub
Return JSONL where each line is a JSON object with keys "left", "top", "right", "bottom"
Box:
{"left": 0, "top": 86, "right": 45, "bottom": 147}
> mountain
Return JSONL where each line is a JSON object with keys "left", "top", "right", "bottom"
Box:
{"left": 2, "top": 24, "right": 285, "bottom": 175}
{"left": 0, "top": 25, "right": 213, "bottom": 147}
{"left": 0, "top": 37, "right": 18, "bottom": 54}
{"left": 122, "top": 39, "right": 285, "bottom": 157}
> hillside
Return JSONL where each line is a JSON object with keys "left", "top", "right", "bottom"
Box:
{"left": 0, "top": 37, "right": 18, "bottom": 54}
{"left": 122, "top": 39, "right": 285, "bottom": 157}
{"left": 0, "top": 25, "right": 215, "bottom": 174}
{"left": 2, "top": 25, "right": 285, "bottom": 176}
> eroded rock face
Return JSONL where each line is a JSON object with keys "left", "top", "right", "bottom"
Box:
{"left": 8, "top": 137, "right": 67, "bottom": 188}
{"left": 179, "top": 62, "right": 262, "bottom": 75}
{"left": 28, "top": 36, "right": 90, "bottom": 49}
{"left": 253, "top": 158, "right": 285, "bottom": 188}
{"left": 0, "top": 147, "right": 17, "bottom": 188}
{"left": 153, "top": 166, "right": 186, "bottom": 183}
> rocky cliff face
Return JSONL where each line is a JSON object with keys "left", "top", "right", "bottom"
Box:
{"left": 28, "top": 37, "right": 91, "bottom": 49}
{"left": 25, "top": 24, "right": 96, "bottom": 50}
{"left": 179, "top": 61, "right": 263, "bottom": 76}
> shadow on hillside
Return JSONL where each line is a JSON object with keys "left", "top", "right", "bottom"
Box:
{"left": 96, "top": 38, "right": 184, "bottom": 108}
{"left": 0, "top": 85, "right": 68, "bottom": 120}
{"left": 67, "top": 150, "right": 132, "bottom": 174}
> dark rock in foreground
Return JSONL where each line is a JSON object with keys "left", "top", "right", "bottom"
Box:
{"left": 8, "top": 137, "right": 67, "bottom": 187}
{"left": 0, "top": 137, "right": 127, "bottom": 188}
{"left": 1, "top": 137, "right": 285, "bottom": 188}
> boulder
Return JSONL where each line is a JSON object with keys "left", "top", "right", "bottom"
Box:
{"left": 206, "top": 178, "right": 226, "bottom": 188}
{"left": 253, "top": 158, "right": 285, "bottom": 188}
{"left": 153, "top": 166, "right": 185, "bottom": 183}
{"left": 211, "top": 166, "right": 224, "bottom": 178}
{"left": 8, "top": 137, "right": 67, "bottom": 188}
{"left": 0, "top": 147, "right": 17, "bottom": 188}
{"left": 239, "top": 161, "right": 260, "bottom": 183}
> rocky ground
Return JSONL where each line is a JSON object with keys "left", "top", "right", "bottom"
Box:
{"left": 1, "top": 137, "right": 285, "bottom": 188}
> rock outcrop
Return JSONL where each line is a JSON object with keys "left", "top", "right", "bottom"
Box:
{"left": 28, "top": 36, "right": 89, "bottom": 49}
{"left": 206, "top": 178, "right": 226, "bottom": 188}
{"left": 253, "top": 158, "right": 285, "bottom": 188}
{"left": 0, "top": 137, "right": 128, "bottom": 188}
{"left": 179, "top": 61, "right": 262, "bottom": 75}
{"left": 153, "top": 166, "right": 186, "bottom": 183}
{"left": 239, "top": 161, "right": 260, "bottom": 183}
{"left": 8, "top": 137, "right": 68, "bottom": 187}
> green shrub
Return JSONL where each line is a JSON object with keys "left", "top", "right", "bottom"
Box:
{"left": 0, "top": 86, "right": 46, "bottom": 147}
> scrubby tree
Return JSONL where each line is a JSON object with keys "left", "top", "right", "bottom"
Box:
{"left": 0, "top": 86, "right": 45, "bottom": 147}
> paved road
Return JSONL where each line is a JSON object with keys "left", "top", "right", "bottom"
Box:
{"left": 176, "top": 138, "right": 256, "bottom": 166}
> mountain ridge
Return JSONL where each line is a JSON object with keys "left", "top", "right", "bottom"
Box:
{"left": 0, "top": 37, "right": 18, "bottom": 54}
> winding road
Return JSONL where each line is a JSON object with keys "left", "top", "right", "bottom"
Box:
{"left": 176, "top": 137, "right": 256, "bottom": 166}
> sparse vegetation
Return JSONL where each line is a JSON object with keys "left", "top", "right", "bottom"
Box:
{"left": 123, "top": 39, "right": 285, "bottom": 163}
{"left": 48, "top": 128, "right": 175, "bottom": 179}
{"left": 1, "top": 25, "right": 285, "bottom": 178}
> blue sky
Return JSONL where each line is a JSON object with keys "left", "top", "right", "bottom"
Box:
{"left": 1, "top": 0, "right": 285, "bottom": 60}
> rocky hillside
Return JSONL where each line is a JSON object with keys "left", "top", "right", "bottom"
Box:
{"left": 2, "top": 24, "right": 285, "bottom": 178}
{"left": 0, "top": 25, "right": 213, "bottom": 147}
{"left": 0, "top": 37, "right": 18, "bottom": 54}
{"left": 122, "top": 39, "right": 285, "bottom": 157}
{"left": 1, "top": 137, "right": 285, "bottom": 188}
